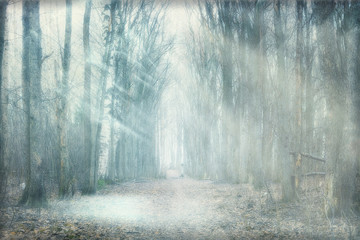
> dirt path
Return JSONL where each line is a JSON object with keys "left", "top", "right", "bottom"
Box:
{"left": 1, "top": 178, "right": 359, "bottom": 239}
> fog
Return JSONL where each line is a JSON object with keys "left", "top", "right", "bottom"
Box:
{"left": 0, "top": 0, "right": 360, "bottom": 239}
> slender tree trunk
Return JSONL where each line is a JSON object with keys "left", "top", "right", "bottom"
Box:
{"left": 54, "top": 59, "right": 62, "bottom": 183}
{"left": 107, "top": 92, "right": 115, "bottom": 182}
{"left": 294, "top": 0, "right": 305, "bottom": 192}
{"left": 97, "top": 0, "right": 116, "bottom": 183}
{"left": 237, "top": 2, "right": 251, "bottom": 183}
{"left": 58, "top": 0, "right": 72, "bottom": 198}
{"left": 252, "top": 0, "right": 265, "bottom": 189}
{"left": 19, "top": 0, "right": 47, "bottom": 207}
{"left": 353, "top": 3, "right": 360, "bottom": 211}
{"left": 115, "top": 139, "right": 121, "bottom": 178}
{"left": 304, "top": 2, "right": 314, "bottom": 159}
{"left": 259, "top": 0, "right": 271, "bottom": 182}
{"left": 220, "top": 1, "right": 233, "bottom": 181}
{"left": 273, "top": 0, "right": 294, "bottom": 201}
{"left": 107, "top": 45, "right": 123, "bottom": 182}
{"left": 82, "top": 0, "right": 94, "bottom": 194}
{"left": 0, "top": 0, "right": 8, "bottom": 205}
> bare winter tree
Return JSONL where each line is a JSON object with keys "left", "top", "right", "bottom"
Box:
{"left": 0, "top": 0, "right": 358, "bottom": 222}
{"left": 19, "top": 0, "right": 47, "bottom": 207}
{"left": 106, "top": 0, "right": 171, "bottom": 182}
{"left": 57, "top": 0, "right": 72, "bottom": 198}
{"left": 0, "top": 0, "right": 8, "bottom": 206}
{"left": 93, "top": 0, "right": 117, "bottom": 184}
{"left": 82, "top": 0, "right": 94, "bottom": 194}
{"left": 273, "top": 0, "right": 294, "bottom": 201}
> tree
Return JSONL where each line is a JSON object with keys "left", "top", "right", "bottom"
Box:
{"left": 273, "top": 0, "right": 294, "bottom": 201}
{"left": 293, "top": 0, "right": 305, "bottom": 194}
{"left": 57, "top": 0, "right": 72, "bottom": 198}
{"left": 105, "top": 0, "right": 171, "bottom": 182}
{"left": 353, "top": 1, "right": 360, "bottom": 213}
{"left": 219, "top": 0, "right": 234, "bottom": 181}
{"left": 95, "top": 0, "right": 117, "bottom": 183}
{"left": 19, "top": 0, "right": 47, "bottom": 207}
{"left": 82, "top": 0, "right": 94, "bottom": 194}
{"left": 0, "top": 0, "right": 8, "bottom": 205}
{"left": 304, "top": 0, "right": 315, "bottom": 157}
{"left": 313, "top": 0, "right": 353, "bottom": 216}
{"left": 107, "top": 0, "right": 139, "bottom": 181}
{"left": 250, "top": 0, "right": 267, "bottom": 189}
{"left": 235, "top": 0, "right": 251, "bottom": 184}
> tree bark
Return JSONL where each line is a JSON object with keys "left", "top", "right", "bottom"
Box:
{"left": 0, "top": 0, "right": 8, "bottom": 205}
{"left": 19, "top": 0, "right": 47, "bottom": 207}
{"left": 354, "top": 3, "right": 360, "bottom": 212}
{"left": 97, "top": 0, "right": 116, "bottom": 184}
{"left": 107, "top": 91, "right": 115, "bottom": 182}
{"left": 304, "top": 2, "right": 314, "bottom": 158}
{"left": 58, "top": 0, "right": 72, "bottom": 198}
{"left": 252, "top": 0, "right": 265, "bottom": 189}
{"left": 273, "top": 0, "right": 294, "bottom": 201}
{"left": 314, "top": 0, "right": 351, "bottom": 216}
{"left": 294, "top": 0, "right": 305, "bottom": 193}
{"left": 82, "top": 0, "right": 94, "bottom": 194}
{"left": 259, "top": 0, "right": 272, "bottom": 182}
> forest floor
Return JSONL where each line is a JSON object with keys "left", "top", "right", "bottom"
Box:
{"left": 1, "top": 176, "right": 360, "bottom": 239}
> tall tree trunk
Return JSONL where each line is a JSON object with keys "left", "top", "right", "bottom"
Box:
{"left": 325, "top": 1, "right": 353, "bottom": 216}
{"left": 252, "top": 0, "right": 265, "bottom": 189}
{"left": 274, "top": 0, "right": 293, "bottom": 201}
{"left": 58, "top": 0, "right": 72, "bottom": 198}
{"left": 107, "top": 91, "right": 115, "bottom": 182}
{"left": 19, "top": 0, "right": 47, "bottom": 207}
{"left": 82, "top": 0, "right": 94, "bottom": 194}
{"left": 314, "top": 0, "right": 351, "bottom": 216}
{"left": 353, "top": 2, "right": 360, "bottom": 212}
{"left": 220, "top": 1, "right": 233, "bottom": 180}
{"left": 304, "top": 1, "right": 314, "bottom": 158}
{"left": 237, "top": 1, "right": 251, "bottom": 184}
{"left": 294, "top": 0, "right": 305, "bottom": 192}
{"left": 97, "top": 0, "right": 116, "bottom": 184}
{"left": 259, "top": 0, "right": 271, "bottom": 182}
{"left": 0, "top": 0, "right": 8, "bottom": 205}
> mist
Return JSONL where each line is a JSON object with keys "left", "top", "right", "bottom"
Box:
{"left": 0, "top": 0, "right": 360, "bottom": 239}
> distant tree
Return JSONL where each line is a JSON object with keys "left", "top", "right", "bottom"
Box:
{"left": 293, "top": 0, "right": 305, "bottom": 194}
{"left": 57, "top": 0, "right": 72, "bottom": 198}
{"left": 273, "top": 0, "right": 294, "bottom": 201}
{"left": 19, "top": 0, "right": 47, "bottom": 207}
{"left": 196, "top": 0, "right": 238, "bottom": 181}
{"left": 107, "top": 0, "right": 140, "bottom": 182}
{"left": 132, "top": 2, "right": 172, "bottom": 178}
{"left": 249, "top": 0, "right": 267, "bottom": 189}
{"left": 106, "top": 0, "right": 171, "bottom": 182}
{"left": 304, "top": 0, "right": 315, "bottom": 157}
{"left": 219, "top": 1, "right": 234, "bottom": 181}
{"left": 82, "top": 0, "right": 94, "bottom": 194}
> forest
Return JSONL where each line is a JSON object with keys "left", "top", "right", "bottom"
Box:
{"left": 0, "top": 0, "right": 360, "bottom": 239}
